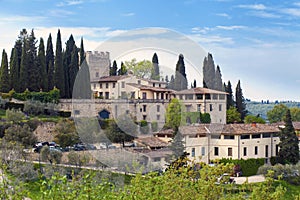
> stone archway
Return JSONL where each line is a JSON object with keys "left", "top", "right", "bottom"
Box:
{"left": 98, "top": 109, "right": 110, "bottom": 119}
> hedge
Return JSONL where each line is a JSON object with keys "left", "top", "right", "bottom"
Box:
{"left": 181, "top": 112, "right": 211, "bottom": 124}
{"left": 217, "top": 158, "right": 265, "bottom": 176}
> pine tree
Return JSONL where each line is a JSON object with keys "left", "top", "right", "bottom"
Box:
{"left": 54, "top": 29, "right": 65, "bottom": 98}
{"left": 151, "top": 53, "right": 160, "bottom": 80}
{"left": 203, "top": 53, "right": 216, "bottom": 89}
{"left": 110, "top": 60, "right": 117, "bottom": 76}
{"left": 278, "top": 109, "right": 300, "bottom": 164}
{"left": 174, "top": 54, "right": 187, "bottom": 91}
{"left": 27, "top": 29, "right": 39, "bottom": 91}
{"left": 0, "top": 50, "right": 10, "bottom": 92}
{"left": 46, "top": 34, "right": 54, "bottom": 91}
{"left": 79, "top": 37, "right": 85, "bottom": 65}
{"left": 225, "top": 80, "right": 235, "bottom": 110}
{"left": 10, "top": 48, "right": 20, "bottom": 92}
{"left": 37, "top": 38, "right": 47, "bottom": 91}
{"left": 69, "top": 44, "right": 79, "bottom": 97}
{"left": 235, "top": 80, "right": 247, "bottom": 120}
{"left": 215, "top": 65, "right": 223, "bottom": 91}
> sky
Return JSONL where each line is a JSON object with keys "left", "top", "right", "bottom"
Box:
{"left": 0, "top": 0, "right": 300, "bottom": 101}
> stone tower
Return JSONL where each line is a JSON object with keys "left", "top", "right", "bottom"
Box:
{"left": 86, "top": 51, "right": 110, "bottom": 81}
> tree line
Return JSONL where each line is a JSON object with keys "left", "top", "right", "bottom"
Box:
{"left": 0, "top": 29, "right": 85, "bottom": 98}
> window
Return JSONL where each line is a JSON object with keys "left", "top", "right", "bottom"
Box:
{"left": 121, "top": 82, "right": 125, "bottom": 88}
{"left": 214, "top": 147, "right": 219, "bottom": 156}
{"left": 126, "top": 110, "right": 129, "bottom": 114}
{"left": 153, "top": 83, "right": 155, "bottom": 87}
{"left": 263, "top": 133, "right": 271, "bottom": 138}
{"left": 106, "top": 83, "right": 109, "bottom": 88}
{"left": 74, "top": 110, "right": 80, "bottom": 115}
{"left": 112, "top": 83, "right": 116, "bottom": 88}
{"left": 105, "top": 92, "right": 109, "bottom": 99}
{"left": 100, "top": 83, "right": 102, "bottom": 88}
{"left": 241, "top": 135, "right": 250, "bottom": 139}
{"left": 96, "top": 72, "right": 99, "bottom": 77}
{"left": 157, "top": 115, "right": 160, "bottom": 120}
{"left": 211, "top": 134, "right": 221, "bottom": 139}
{"left": 130, "top": 92, "right": 135, "bottom": 99}
{"left": 254, "top": 146, "right": 258, "bottom": 155}
{"left": 186, "top": 117, "right": 191, "bottom": 124}
{"left": 99, "top": 92, "right": 103, "bottom": 98}
{"left": 265, "top": 145, "right": 269, "bottom": 157}
{"left": 212, "top": 94, "right": 218, "bottom": 99}
{"left": 179, "top": 95, "right": 183, "bottom": 100}
{"left": 93, "top": 84, "right": 96, "bottom": 89}
{"left": 161, "top": 93, "right": 164, "bottom": 99}
{"left": 276, "top": 145, "right": 279, "bottom": 156}
{"left": 185, "top": 94, "right": 193, "bottom": 100}
{"left": 219, "top": 94, "right": 225, "bottom": 100}
{"left": 197, "top": 104, "right": 201, "bottom": 112}
{"left": 143, "top": 115, "right": 147, "bottom": 120}
{"left": 224, "top": 135, "right": 235, "bottom": 140}
{"left": 186, "top": 105, "right": 191, "bottom": 112}
{"left": 159, "top": 84, "right": 161, "bottom": 87}
{"left": 209, "top": 104, "right": 213, "bottom": 111}
{"left": 219, "top": 104, "right": 222, "bottom": 111}
{"left": 137, "top": 80, "right": 141, "bottom": 85}
{"left": 142, "top": 92, "right": 147, "bottom": 99}
{"left": 252, "top": 134, "right": 261, "bottom": 139}
{"left": 201, "top": 147, "right": 205, "bottom": 156}
{"left": 205, "top": 94, "right": 211, "bottom": 100}
{"left": 196, "top": 94, "right": 203, "bottom": 100}
{"left": 143, "top": 105, "right": 147, "bottom": 112}
{"left": 121, "top": 92, "right": 127, "bottom": 99}
{"left": 191, "top": 148, "right": 195, "bottom": 157}
{"left": 228, "top": 148, "right": 232, "bottom": 156}
{"left": 157, "top": 105, "right": 160, "bottom": 112}
{"left": 243, "top": 147, "right": 247, "bottom": 156}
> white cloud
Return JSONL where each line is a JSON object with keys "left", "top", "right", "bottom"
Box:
{"left": 237, "top": 4, "right": 266, "bottom": 10}
{"left": 281, "top": 8, "right": 300, "bottom": 17}
{"left": 249, "top": 11, "right": 281, "bottom": 19}
{"left": 188, "top": 34, "right": 234, "bottom": 45}
{"left": 121, "top": 12, "right": 135, "bottom": 17}
{"left": 215, "top": 25, "right": 246, "bottom": 30}
{"left": 216, "top": 13, "right": 231, "bottom": 19}
{"left": 49, "top": 9, "right": 74, "bottom": 17}
{"left": 57, "top": 0, "right": 84, "bottom": 7}
{"left": 0, "top": 15, "right": 46, "bottom": 24}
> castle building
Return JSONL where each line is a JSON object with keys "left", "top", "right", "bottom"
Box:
{"left": 86, "top": 51, "right": 110, "bottom": 81}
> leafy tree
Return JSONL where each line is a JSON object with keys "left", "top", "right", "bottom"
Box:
{"left": 79, "top": 37, "right": 85, "bottom": 65}
{"left": 46, "top": 34, "right": 55, "bottom": 91}
{"left": 110, "top": 60, "right": 118, "bottom": 76}
{"left": 4, "top": 124, "right": 37, "bottom": 148}
{"left": 118, "top": 62, "right": 127, "bottom": 75}
{"left": 23, "top": 100, "right": 45, "bottom": 115}
{"left": 151, "top": 53, "right": 160, "bottom": 80}
{"left": 224, "top": 80, "right": 235, "bottom": 110}
{"left": 54, "top": 118, "right": 79, "bottom": 147}
{"left": 235, "top": 80, "right": 247, "bottom": 120}
{"left": 37, "top": 38, "right": 47, "bottom": 91}
{"left": 0, "top": 49, "right": 10, "bottom": 92}
{"left": 68, "top": 151, "right": 91, "bottom": 168}
{"left": 174, "top": 54, "right": 187, "bottom": 91}
{"left": 226, "top": 106, "right": 241, "bottom": 124}
{"left": 290, "top": 107, "right": 300, "bottom": 121}
{"left": 124, "top": 59, "right": 152, "bottom": 78}
{"left": 165, "top": 98, "right": 183, "bottom": 131}
{"left": 41, "top": 146, "right": 62, "bottom": 164}
{"left": 54, "top": 29, "right": 65, "bottom": 98}
{"left": 267, "top": 104, "right": 288, "bottom": 123}
{"left": 6, "top": 109, "right": 24, "bottom": 123}
{"left": 244, "top": 115, "right": 266, "bottom": 124}
{"left": 278, "top": 109, "right": 300, "bottom": 164}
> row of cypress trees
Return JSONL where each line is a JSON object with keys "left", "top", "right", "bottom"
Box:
{"left": 0, "top": 29, "right": 85, "bottom": 99}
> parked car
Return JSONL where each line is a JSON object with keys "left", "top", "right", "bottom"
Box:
{"left": 86, "top": 144, "right": 97, "bottom": 150}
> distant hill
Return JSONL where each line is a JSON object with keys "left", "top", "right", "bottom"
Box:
{"left": 246, "top": 101, "right": 300, "bottom": 120}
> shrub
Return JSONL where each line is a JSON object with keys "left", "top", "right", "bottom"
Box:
{"left": 140, "top": 120, "right": 149, "bottom": 134}
{"left": 151, "top": 121, "right": 158, "bottom": 132}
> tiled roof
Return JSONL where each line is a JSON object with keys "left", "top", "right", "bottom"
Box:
{"left": 92, "top": 75, "right": 129, "bottom": 83}
{"left": 178, "top": 123, "right": 280, "bottom": 136}
{"left": 154, "top": 129, "right": 175, "bottom": 136}
{"left": 135, "top": 136, "right": 169, "bottom": 148}
{"left": 175, "top": 87, "right": 227, "bottom": 95}
{"left": 127, "top": 83, "right": 175, "bottom": 92}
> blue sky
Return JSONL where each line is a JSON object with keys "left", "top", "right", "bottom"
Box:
{"left": 0, "top": 0, "right": 300, "bottom": 101}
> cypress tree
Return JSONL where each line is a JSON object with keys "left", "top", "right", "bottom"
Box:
{"left": 225, "top": 80, "right": 235, "bottom": 110}
{"left": 27, "top": 29, "right": 39, "bottom": 91}
{"left": 79, "top": 37, "right": 85, "bottom": 65}
{"left": 278, "top": 109, "right": 300, "bottom": 164}
{"left": 69, "top": 44, "right": 79, "bottom": 97}
{"left": 54, "top": 29, "right": 65, "bottom": 98}
{"left": 73, "top": 59, "right": 91, "bottom": 99}
{"left": 63, "top": 35, "right": 76, "bottom": 98}
{"left": 0, "top": 49, "right": 10, "bottom": 92}
{"left": 20, "top": 35, "right": 29, "bottom": 92}
{"left": 10, "top": 48, "right": 19, "bottom": 92}
{"left": 46, "top": 34, "right": 54, "bottom": 91}
{"left": 151, "top": 53, "right": 160, "bottom": 80}
{"left": 203, "top": 53, "right": 216, "bottom": 89}
{"left": 235, "top": 80, "right": 247, "bottom": 120}
{"left": 118, "top": 62, "right": 127, "bottom": 75}
{"left": 174, "top": 54, "right": 187, "bottom": 91}
{"left": 193, "top": 79, "right": 197, "bottom": 88}
{"left": 37, "top": 38, "right": 47, "bottom": 91}
{"left": 110, "top": 60, "right": 117, "bottom": 76}
{"left": 215, "top": 65, "right": 223, "bottom": 91}
{"left": 168, "top": 75, "right": 175, "bottom": 90}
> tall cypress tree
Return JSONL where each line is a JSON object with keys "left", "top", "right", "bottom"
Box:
{"left": 174, "top": 54, "right": 187, "bottom": 91}
{"left": 64, "top": 35, "right": 76, "bottom": 98}
{"left": 118, "top": 62, "right": 127, "bottom": 75}
{"left": 54, "top": 29, "right": 65, "bottom": 98}
{"left": 0, "top": 49, "right": 10, "bottom": 92}
{"left": 20, "top": 34, "right": 29, "bottom": 92}
{"left": 235, "top": 80, "right": 247, "bottom": 120}
{"left": 215, "top": 65, "right": 223, "bottom": 91}
{"left": 37, "top": 38, "right": 47, "bottom": 91}
{"left": 225, "top": 80, "right": 235, "bottom": 110}
{"left": 203, "top": 53, "right": 216, "bottom": 89}
{"left": 10, "top": 48, "right": 19, "bottom": 92}
{"left": 110, "top": 60, "right": 117, "bottom": 76}
{"left": 73, "top": 59, "right": 91, "bottom": 99}
{"left": 27, "top": 29, "right": 39, "bottom": 91}
{"left": 278, "top": 109, "right": 300, "bottom": 164}
{"left": 168, "top": 75, "right": 175, "bottom": 90}
{"left": 151, "top": 53, "right": 160, "bottom": 80}
{"left": 79, "top": 37, "right": 85, "bottom": 65}
{"left": 69, "top": 44, "right": 79, "bottom": 97}
{"left": 46, "top": 34, "right": 54, "bottom": 91}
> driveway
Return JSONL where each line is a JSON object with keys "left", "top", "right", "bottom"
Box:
{"left": 234, "top": 175, "right": 265, "bottom": 184}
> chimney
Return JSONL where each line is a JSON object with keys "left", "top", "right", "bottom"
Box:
{"left": 251, "top": 122, "right": 257, "bottom": 127}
